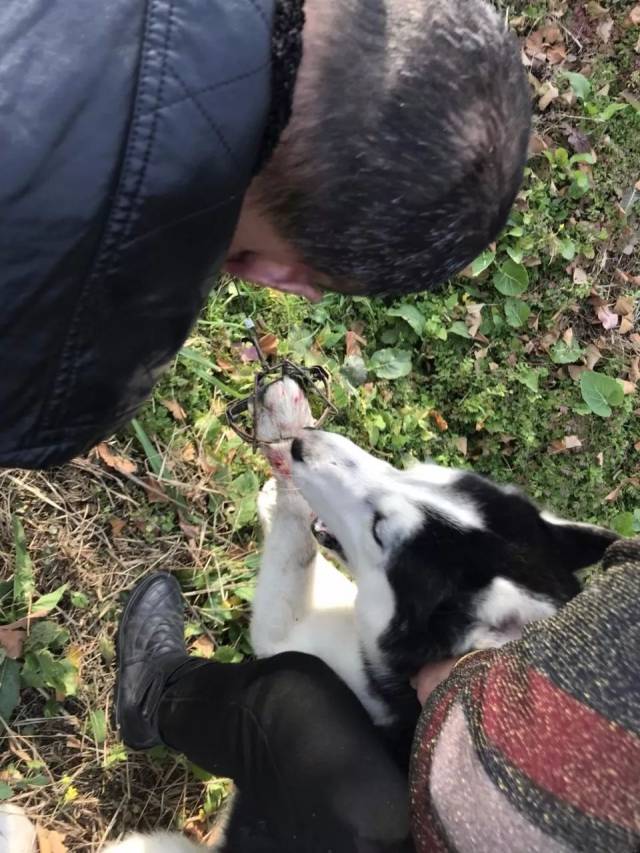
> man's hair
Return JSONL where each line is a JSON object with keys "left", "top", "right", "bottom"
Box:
{"left": 257, "top": 0, "right": 532, "bottom": 295}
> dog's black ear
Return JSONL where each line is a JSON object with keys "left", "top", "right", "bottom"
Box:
{"left": 542, "top": 515, "right": 619, "bottom": 571}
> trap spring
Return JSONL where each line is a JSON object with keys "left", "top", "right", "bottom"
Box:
{"left": 226, "top": 319, "right": 337, "bottom": 450}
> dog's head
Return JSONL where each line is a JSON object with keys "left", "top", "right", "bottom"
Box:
{"left": 291, "top": 430, "right": 618, "bottom": 666}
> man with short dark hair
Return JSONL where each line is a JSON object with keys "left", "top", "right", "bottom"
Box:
{"left": 0, "top": 0, "right": 531, "bottom": 469}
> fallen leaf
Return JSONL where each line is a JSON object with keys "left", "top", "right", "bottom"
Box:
{"left": 179, "top": 520, "right": 201, "bottom": 540}
{"left": 567, "top": 128, "right": 592, "bottom": 154}
{"left": 614, "top": 296, "right": 635, "bottom": 316}
{"left": 529, "top": 133, "right": 549, "bottom": 155}
{"left": 259, "top": 334, "right": 279, "bottom": 357}
{"left": 564, "top": 435, "right": 583, "bottom": 449}
{"left": 596, "top": 16, "right": 614, "bottom": 43}
{"left": 465, "top": 303, "right": 484, "bottom": 338}
{"left": 0, "top": 624, "right": 26, "bottom": 659}
{"left": 429, "top": 411, "right": 449, "bottom": 432}
{"left": 109, "top": 517, "right": 126, "bottom": 537}
{"left": 568, "top": 365, "right": 587, "bottom": 381}
{"left": 584, "top": 343, "right": 603, "bottom": 370}
{"left": 596, "top": 452, "right": 604, "bottom": 467}
{"left": 345, "top": 329, "right": 366, "bottom": 358}
{"left": 562, "top": 327, "right": 575, "bottom": 345}
{"left": 455, "top": 436, "right": 468, "bottom": 456}
{"left": 141, "top": 476, "right": 170, "bottom": 504}
{"left": 180, "top": 442, "right": 197, "bottom": 463}
{"left": 37, "top": 826, "right": 67, "bottom": 853}
{"left": 66, "top": 644, "right": 84, "bottom": 674}
{"left": 620, "top": 380, "right": 637, "bottom": 395}
{"left": 620, "top": 316, "right": 634, "bottom": 335}
{"left": 538, "top": 83, "right": 559, "bottom": 111}
{"left": 573, "top": 267, "right": 588, "bottom": 285}
{"left": 191, "top": 635, "right": 215, "bottom": 657}
{"left": 629, "top": 357, "right": 640, "bottom": 383}
{"left": 549, "top": 435, "right": 583, "bottom": 454}
{"left": 597, "top": 306, "right": 619, "bottom": 330}
{"left": 605, "top": 477, "right": 640, "bottom": 502}
{"left": 161, "top": 399, "right": 186, "bottom": 422}
{"left": 628, "top": 5, "right": 640, "bottom": 25}
{"left": 235, "top": 344, "right": 259, "bottom": 363}
{"left": 216, "top": 357, "right": 234, "bottom": 372}
{"left": 95, "top": 443, "right": 137, "bottom": 476}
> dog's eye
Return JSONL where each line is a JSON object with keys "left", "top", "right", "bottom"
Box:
{"left": 372, "top": 511, "right": 385, "bottom": 548}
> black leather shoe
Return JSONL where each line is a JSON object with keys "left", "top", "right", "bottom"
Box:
{"left": 115, "top": 572, "right": 189, "bottom": 750}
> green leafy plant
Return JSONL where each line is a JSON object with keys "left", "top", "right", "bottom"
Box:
{"left": 0, "top": 518, "right": 76, "bottom": 725}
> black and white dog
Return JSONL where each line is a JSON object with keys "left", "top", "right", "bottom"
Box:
{"left": 107, "top": 377, "right": 616, "bottom": 852}
{"left": 250, "top": 378, "right": 617, "bottom": 748}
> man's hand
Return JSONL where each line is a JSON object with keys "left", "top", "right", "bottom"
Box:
{"left": 411, "top": 658, "right": 459, "bottom": 706}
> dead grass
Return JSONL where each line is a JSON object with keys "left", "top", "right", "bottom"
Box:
{"left": 0, "top": 462, "right": 239, "bottom": 850}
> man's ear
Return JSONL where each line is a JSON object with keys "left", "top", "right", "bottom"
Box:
{"left": 223, "top": 254, "right": 324, "bottom": 302}
{"left": 541, "top": 512, "right": 619, "bottom": 571}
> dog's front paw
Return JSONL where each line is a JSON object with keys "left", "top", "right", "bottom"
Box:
{"left": 255, "top": 376, "right": 314, "bottom": 443}
{"left": 255, "top": 377, "right": 314, "bottom": 479}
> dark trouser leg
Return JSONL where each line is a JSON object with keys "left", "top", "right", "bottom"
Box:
{"left": 159, "top": 652, "right": 413, "bottom": 853}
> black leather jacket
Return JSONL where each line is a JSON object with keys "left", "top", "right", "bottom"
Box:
{"left": 0, "top": 0, "right": 274, "bottom": 468}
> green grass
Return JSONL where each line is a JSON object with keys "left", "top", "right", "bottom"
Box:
{"left": 0, "top": 2, "right": 639, "bottom": 848}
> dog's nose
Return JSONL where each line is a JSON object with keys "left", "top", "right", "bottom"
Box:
{"left": 291, "top": 437, "right": 305, "bottom": 462}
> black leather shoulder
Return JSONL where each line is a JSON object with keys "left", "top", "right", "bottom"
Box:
{"left": 0, "top": 0, "right": 273, "bottom": 467}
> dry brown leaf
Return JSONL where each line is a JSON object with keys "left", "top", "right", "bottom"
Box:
{"left": 549, "top": 435, "right": 583, "bottom": 454}
{"left": 529, "top": 133, "right": 549, "bottom": 155}
{"left": 95, "top": 443, "right": 137, "bottom": 476}
{"left": 620, "top": 316, "right": 634, "bottom": 335}
{"left": 620, "top": 380, "right": 637, "bottom": 395}
{"left": 141, "top": 476, "right": 170, "bottom": 504}
{"left": 597, "top": 306, "right": 619, "bottom": 330}
{"left": 455, "top": 436, "right": 468, "bottom": 457}
{"left": 596, "top": 16, "right": 614, "bottom": 43}
{"left": 109, "top": 517, "right": 126, "bottom": 538}
{"left": 628, "top": 4, "right": 640, "bottom": 25}
{"left": 547, "top": 45, "right": 567, "bottom": 64}
{"left": 37, "top": 827, "right": 68, "bottom": 853}
{"left": 562, "top": 327, "right": 575, "bottom": 345}
{"left": 345, "top": 329, "right": 366, "bottom": 358}
{"left": 614, "top": 295, "right": 635, "bottom": 316}
{"left": 161, "top": 399, "right": 186, "bottom": 422}
{"left": 584, "top": 344, "right": 603, "bottom": 370}
{"left": 465, "top": 303, "right": 484, "bottom": 339}
{"left": 564, "top": 435, "right": 583, "bottom": 450}
{"left": 216, "top": 357, "right": 234, "bottom": 372}
{"left": 538, "top": 83, "right": 559, "bottom": 111}
{"left": 568, "top": 365, "right": 586, "bottom": 381}
{"left": 259, "top": 334, "right": 279, "bottom": 357}
{"left": 191, "top": 635, "right": 215, "bottom": 657}
{"left": 0, "top": 625, "right": 26, "bottom": 659}
{"left": 573, "top": 267, "right": 588, "bottom": 285}
{"left": 605, "top": 477, "right": 640, "bottom": 502}
{"left": 629, "top": 357, "right": 640, "bottom": 383}
{"left": 179, "top": 520, "right": 201, "bottom": 540}
{"left": 429, "top": 411, "right": 449, "bottom": 432}
{"left": 180, "top": 442, "right": 197, "bottom": 463}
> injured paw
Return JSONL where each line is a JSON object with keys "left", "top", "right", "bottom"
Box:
{"left": 254, "top": 377, "right": 314, "bottom": 478}
{"left": 255, "top": 376, "right": 315, "bottom": 442}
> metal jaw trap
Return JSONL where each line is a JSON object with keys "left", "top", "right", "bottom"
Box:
{"left": 226, "top": 319, "right": 337, "bottom": 451}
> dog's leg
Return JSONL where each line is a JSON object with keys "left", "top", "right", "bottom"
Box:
{"left": 252, "top": 478, "right": 329, "bottom": 654}
{"left": 104, "top": 832, "right": 206, "bottom": 852}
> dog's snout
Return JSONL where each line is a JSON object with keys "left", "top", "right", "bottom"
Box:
{"left": 291, "top": 437, "right": 305, "bottom": 463}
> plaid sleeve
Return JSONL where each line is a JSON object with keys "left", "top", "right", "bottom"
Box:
{"left": 409, "top": 538, "right": 640, "bottom": 853}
